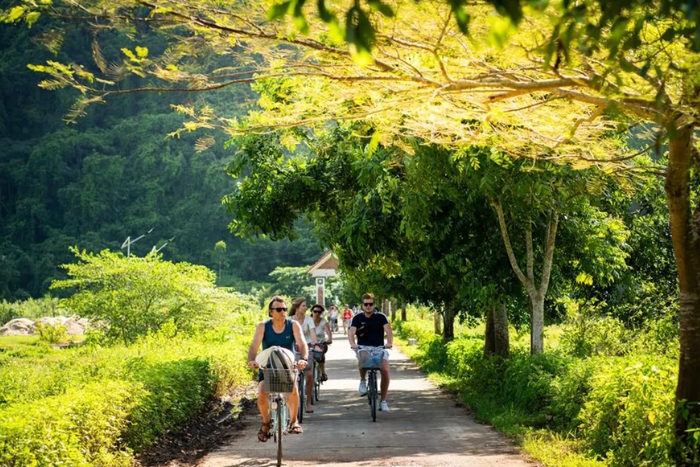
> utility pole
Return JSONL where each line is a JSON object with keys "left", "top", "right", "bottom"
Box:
{"left": 121, "top": 228, "right": 153, "bottom": 257}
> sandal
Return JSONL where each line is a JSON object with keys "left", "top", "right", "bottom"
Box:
{"left": 257, "top": 422, "right": 272, "bottom": 442}
{"left": 321, "top": 373, "right": 328, "bottom": 382}
{"left": 288, "top": 422, "right": 303, "bottom": 434}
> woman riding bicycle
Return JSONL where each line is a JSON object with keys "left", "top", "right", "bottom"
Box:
{"left": 289, "top": 297, "right": 321, "bottom": 414}
{"left": 247, "top": 296, "right": 308, "bottom": 441}
{"left": 310, "top": 304, "right": 333, "bottom": 381}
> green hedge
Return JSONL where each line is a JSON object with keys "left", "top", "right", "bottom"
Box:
{"left": 0, "top": 330, "right": 253, "bottom": 465}
{"left": 0, "top": 380, "right": 140, "bottom": 467}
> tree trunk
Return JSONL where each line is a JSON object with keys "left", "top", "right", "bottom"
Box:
{"left": 665, "top": 124, "right": 700, "bottom": 465}
{"left": 442, "top": 304, "right": 455, "bottom": 343}
{"left": 433, "top": 309, "right": 442, "bottom": 335}
{"left": 493, "top": 300, "right": 510, "bottom": 358}
{"left": 401, "top": 301, "right": 407, "bottom": 321}
{"left": 530, "top": 292, "right": 544, "bottom": 354}
{"left": 485, "top": 301, "right": 511, "bottom": 358}
{"left": 493, "top": 200, "right": 558, "bottom": 355}
{"left": 390, "top": 299, "right": 397, "bottom": 321}
{"left": 484, "top": 307, "right": 495, "bottom": 356}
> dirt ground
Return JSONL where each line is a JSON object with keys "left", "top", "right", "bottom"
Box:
{"left": 135, "top": 394, "right": 258, "bottom": 467}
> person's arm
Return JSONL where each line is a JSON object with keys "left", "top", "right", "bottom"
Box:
{"left": 308, "top": 317, "right": 319, "bottom": 347}
{"left": 247, "top": 322, "right": 265, "bottom": 367}
{"left": 291, "top": 320, "right": 309, "bottom": 369}
{"left": 384, "top": 322, "right": 393, "bottom": 349}
{"left": 348, "top": 319, "right": 358, "bottom": 349}
{"left": 324, "top": 321, "right": 333, "bottom": 344}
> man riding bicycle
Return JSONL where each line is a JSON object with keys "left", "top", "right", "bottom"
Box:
{"left": 348, "top": 293, "right": 393, "bottom": 412}
{"left": 247, "top": 296, "right": 308, "bottom": 441}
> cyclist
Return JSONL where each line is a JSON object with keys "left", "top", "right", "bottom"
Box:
{"left": 328, "top": 305, "right": 339, "bottom": 332}
{"left": 310, "top": 304, "right": 333, "bottom": 381}
{"left": 289, "top": 297, "right": 321, "bottom": 413}
{"left": 247, "top": 296, "right": 308, "bottom": 441}
{"left": 348, "top": 293, "right": 394, "bottom": 412}
{"left": 342, "top": 305, "right": 353, "bottom": 335}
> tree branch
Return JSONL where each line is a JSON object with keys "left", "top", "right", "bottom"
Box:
{"left": 539, "top": 213, "right": 559, "bottom": 297}
{"left": 525, "top": 221, "right": 534, "bottom": 283}
{"left": 492, "top": 199, "right": 530, "bottom": 288}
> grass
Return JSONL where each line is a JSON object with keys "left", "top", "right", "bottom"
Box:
{"left": 0, "top": 334, "right": 41, "bottom": 349}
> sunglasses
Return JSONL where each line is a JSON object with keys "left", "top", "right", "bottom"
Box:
{"left": 312, "top": 309, "right": 323, "bottom": 314}
{"left": 270, "top": 307, "right": 288, "bottom": 313}
{"left": 363, "top": 302, "right": 374, "bottom": 307}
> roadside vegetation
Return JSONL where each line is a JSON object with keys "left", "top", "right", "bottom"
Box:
{"left": 0, "top": 253, "right": 260, "bottom": 466}
{"left": 396, "top": 307, "right": 684, "bottom": 467}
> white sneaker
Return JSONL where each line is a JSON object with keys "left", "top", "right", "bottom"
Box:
{"left": 358, "top": 380, "right": 368, "bottom": 396}
{"left": 379, "top": 401, "right": 389, "bottom": 412}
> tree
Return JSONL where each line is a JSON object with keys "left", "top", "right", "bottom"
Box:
{"left": 51, "top": 248, "right": 218, "bottom": 343}
{"left": 214, "top": 240, "right": 227, "bottom": 282}
{"left": 5, "top": 0, "right": 700, "bottom": 458}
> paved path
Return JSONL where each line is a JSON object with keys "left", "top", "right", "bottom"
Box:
{"left": 197, "top": 331, "right": 533, "bottom": 467}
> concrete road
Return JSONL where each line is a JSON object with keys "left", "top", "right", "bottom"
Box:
{"left": 197, "top": 331, "right": 534, "bottom": 467}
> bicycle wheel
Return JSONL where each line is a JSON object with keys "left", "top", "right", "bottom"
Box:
{"left": 297, "top": 372, "right": 305, "bottom": 423}
{"left": 369, "top": 370, "right": 377, "bottom": 422}
{"left": 270, "top": 400, "right": 278, "bottom": 443}
{"left": 276, "top": 399, "right": 284, "bottom": 467}
{"left": 313, "top": 362, "right": 320, "bottom": 403}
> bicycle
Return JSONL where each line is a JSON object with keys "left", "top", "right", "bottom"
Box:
{"left": 296, "top": 363, "right": 306, "bottom": 423}
{"left": 355, "top": 347, "right": 386, "bottom": 422}
{"left": 262, "top": 367, "right": 297, "bottom": 467}
{"left": 311, "top": 341, "right": 330, "bottom": 403}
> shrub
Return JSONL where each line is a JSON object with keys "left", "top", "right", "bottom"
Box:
{"left": 0, "top": 296, "right": 64, "bottom": 326}
{"left": 578, "top": 356, "right": 677, "bottom": 466}
{"left": 560, "top": 311, "right": 631, "bottom": 358}
{"left": 0, "top": 380, "right": 141, "bottom": 467}
{"left": 50, "top": 248, "right": 220, "bottom": 343}
{"left": 35, "top": 321, "right": 69, "bottom": 344}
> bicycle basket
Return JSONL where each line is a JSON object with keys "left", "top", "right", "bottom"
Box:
{"left": 263, "top": 368, "right": 296, "bottom": 393}
{"left": 312, "top": 349, "right": 325, "bottom": 362}
{"left": 357, "top": 348, "right": 383, "bottom": 369}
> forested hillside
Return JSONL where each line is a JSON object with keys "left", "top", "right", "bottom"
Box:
{"left": 0, "top": 14, "right": 322, "bottom": 300}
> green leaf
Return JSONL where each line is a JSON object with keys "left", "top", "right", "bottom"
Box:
{"left": 366, "top": 131, "right": 381, "bottom": 156}
{"left": 7, "top": 6, "right": 25, "bottom": 22}
{"left": 366, "top": 0, "right": 394, "bottom": 17}
{"left": 25, "top": 11, "right": 40, "bottom": 27}
{"left": 317, "top": 0, "right": 334, "bottom": 23}
{"left": 451, "top": 3, "right": 470, "bottom": 35}
{"left": 135, "top": 46, "right": 149, "bottom": 58}
{"left": 267, "top": 1, "right": 292, "bottom": 21}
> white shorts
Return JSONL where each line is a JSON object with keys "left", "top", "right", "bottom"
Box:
{"left": 356, "top": 345, "right": 390, "bottom": 362}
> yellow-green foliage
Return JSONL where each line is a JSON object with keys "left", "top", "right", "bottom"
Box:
{"left": 0, "top": 291, "right": 258, "bottom": 465}
{"left": 0, "top": 380, "right": 141, "bottom": 467}
{"left": 397, "top": 316, "right": 688, "bottom": 467}
{"left": 579, "top": 357, "right": 677, "bottom": 466}
{"left": 51, "top": 248, "right": 222, "bottom": 343}
{"left": 0, "top": 296, "right": 64, "bottom": 326}
{"left": 35, "top": 321, "right": 69, "bottom": 344}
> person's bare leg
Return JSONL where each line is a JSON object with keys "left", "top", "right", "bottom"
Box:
{"left": 379, "top": 359, "right": 390, "bottom": 401}
{"left": 288, "top": 386, "right": 299, "bottom": 423}
{"left": 360, "top": 367, "right": 367, "bottom": 380}
{"left": 258, "top": 381, "right": 270, "bottom": 423}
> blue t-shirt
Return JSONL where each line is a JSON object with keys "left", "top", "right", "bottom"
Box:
{"left": 351, "top": 311, "right": 389, "bottom": 347}
{"left": 262, "top": 318, "right": 295, "bottom": 351}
